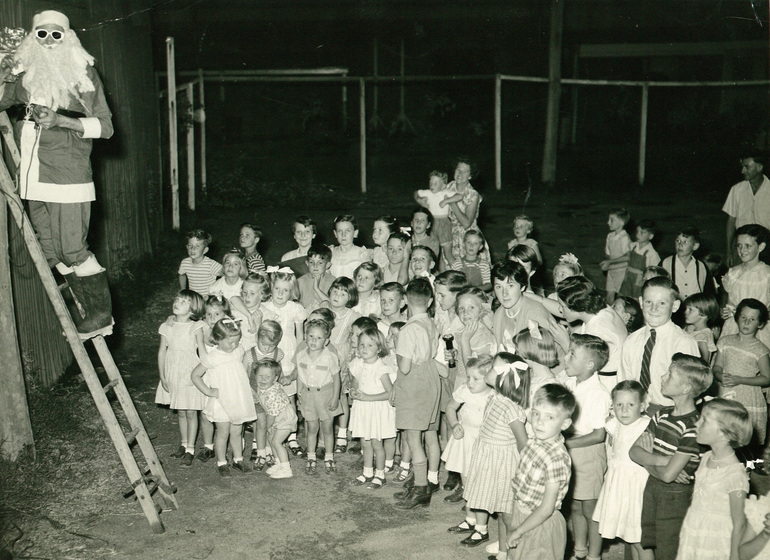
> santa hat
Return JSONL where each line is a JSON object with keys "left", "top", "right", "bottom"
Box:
{"left": 32, "top": 10, "right": 70, "bottom": 31}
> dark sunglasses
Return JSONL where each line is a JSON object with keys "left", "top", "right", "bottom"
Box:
{"left": 36, "top": 29, "right": 64, "bottom": 41}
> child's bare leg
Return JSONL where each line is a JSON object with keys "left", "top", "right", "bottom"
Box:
{"left": 230, "top": 423, "right": 244, "bottom": 462}
{"left": 306, "top": 420, "right": 320, "bottom": 457}
{"left": 178, "top": 411, "right": 188, "bottom": 448}
{"left": 320, "top": 419, "right": 335, "bottom": 458}
{"left": 405, "top": 429, "right": 427, "bottom": 485}
{"left": 256, "top": 413, "right": 267, "bottom": 452}
{"left": 439, "top": 412, "right": 448, "bottom": 450}
{"left": 581, "top": 499, "right": 601, "bottom": 558}
{"left": 571, "top": 499, "right": 589, "bottom": 556}
{"left": 424, "top": 429, "right": 441, "bottom": 486}
{"left": 384, "top": 437, "right": 396, "bottom": 463}
{"left": 269, "top": 428, "right": 291, "bottom": 465}
{"left": 336, "top": 397, "right": 350, "bottom": 451}
{"left": 372, "top": 438, "right": 385, "bottom": 471}
{"left": 183, "top": 410, "right": 198, "bottom": 453}
{"left": 200, "top": 413, "right": 214, "bottom": 446}
{"left": 214, "top": 421, "right": 231, "bottom": 464}
{"left": 361, "top": 438, "right": 374, "bottom": 470}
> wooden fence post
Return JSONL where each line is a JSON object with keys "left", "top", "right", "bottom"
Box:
{"left": 541, "top": 0, "right": 564, "bottom": 186}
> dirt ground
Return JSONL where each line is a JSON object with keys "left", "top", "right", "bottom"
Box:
{"left": 4, "top": 171, "right": 736, "bottom": 559}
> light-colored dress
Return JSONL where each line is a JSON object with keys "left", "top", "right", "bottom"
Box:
{"left": 676, "top": 453, "right": 749, "bottom": 560}
{"left": 441, "top": 385, "right": 492, "bottom": 476}
{"left": 593, "top": 415, "right": 650, "bottom": 543}
{"left": 154, "top": 320, "right": 205, "bottom": 410}
{"left": 330, "top": 244, "right": 370, "bottom": 279}
{"left": 744, "top": 494, "right": 770, "bottom": 560}
{"left": 348, "top": 357, "right": 396, "bottom": 440}
{"left": 201, "top": 346, "right": 258, "bottom": 425}
{"left": 261, "top": 300, "right": 307, "bottom": 396}
{"left": 717, "top": 335, "right": 770, "bottom": 444}
{"left": 463, "top": 393, "right": 526, "bottom": 513}
{"left": 446, "top": 182, "right": 492, "bottom": 266}
{"left": 371, "top": 246, "right": 389, "bottom": 271}
{"left": 722, "top": 262, "right": 770, "bottom": 349}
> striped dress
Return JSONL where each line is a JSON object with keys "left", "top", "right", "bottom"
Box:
{"left": 463, "top": 393, "right": 526, "bottom": 513}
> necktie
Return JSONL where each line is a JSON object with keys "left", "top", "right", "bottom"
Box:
{"left": 639, "top": 328, "right": 656, "bottom": 391}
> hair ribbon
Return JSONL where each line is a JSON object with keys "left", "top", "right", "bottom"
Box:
{"left": 559, "top": 253, "right": 579, "bottom": 266}
{"left": 266, "top": 266, "right": 294, "bottom": 275}
{"left": 493, "top": 360, "right": 528, "bottom": 389}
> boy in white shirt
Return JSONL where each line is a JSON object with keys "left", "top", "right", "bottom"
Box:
{"left": 659, "top": 226, "right": 713, "bottom": 300}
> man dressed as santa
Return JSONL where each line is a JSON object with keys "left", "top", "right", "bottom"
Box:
{"left": 0, "top": 10, "right": 114, "bottom": 336}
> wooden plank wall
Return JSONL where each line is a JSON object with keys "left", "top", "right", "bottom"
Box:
{"left": 0, "top": 0, "right": 159, "bottom": 387}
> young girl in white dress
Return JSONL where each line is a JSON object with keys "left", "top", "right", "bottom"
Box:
{"left": 677, "top": 398, "right": 752, "bottom": 560}
{"left": 449, "top": 353, "right": 529, "bottom": 553}
{"left": 441, "top": 356, "right": 494, "bottom": 502}
{"left": 353, "top": 262, "right": 383, "bottom": 318}
{"left": 191, "top": 318, "right": 258, "bottom": 476}
{"left": 592, "top": 380, "right": 651, "bottom": 560}
{"left": 155, "top": 290, "right": 207, "bottom": 465}
{"left": 348, "top": 327, "right": 396, "bottom": 489}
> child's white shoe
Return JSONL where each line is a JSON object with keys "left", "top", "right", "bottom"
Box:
{"left": 269, "top": 464, "right": 293, "bottom": 479}
{"left": 485, "top": 541, "right": 499, "bottom": 554}
{"left": 265, "top": 463, "right": 280, "bottom": 476}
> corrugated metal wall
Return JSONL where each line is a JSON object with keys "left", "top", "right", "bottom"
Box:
{"left": 1, "top": 0, "right": 159, "bottom": 387}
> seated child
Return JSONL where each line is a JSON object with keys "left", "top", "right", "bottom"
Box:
{"left": 599, "top": 207, "right": 632, "bottom": 304}
{"left": 353, "top": 262, "right": 383, "bottom": 318}
{"left": 414, "top": 171, "right": 454, "bottom": 264}
{"left": 629, "top": 353, "right": 713, "bottom": 560}
{"left": 239, "top": 223, "right": 266, "bottom": 273}
{"left": 178, "top": 229, "right": 222, "bottom": 296}
{"left": 377, "top": 282, "right": 407, "bottom": 336}
{"left": 506, "top": 214, "right": 543, "bottom": 266}
{"left": 506, "top": 384, "right": 576, "bottom": 560}
{"left": 682, "top": 293, "right": 720, "bottom": 363}
{"left": 451, "top": 229, "right": 492, "bottom": 292}
{"left": 409, "top": 245, "right": 438, "bottom": 284}
{"left": 371, "top": 216, "right": 400, "bottom": 271}
{"left": 297, "top": 244, "right": 335, "bottom": 310}
{"left": 408, "top": 207, "right": 441, "bottom": 262}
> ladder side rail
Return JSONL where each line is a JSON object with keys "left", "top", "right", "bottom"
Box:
{"left": 92, "top": 337, "right": 179, "bottom": 508}
{"left": 0, "top": 112, "right": 21, "bottom": 167}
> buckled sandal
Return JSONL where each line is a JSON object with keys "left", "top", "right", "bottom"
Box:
{"left": 333, "top": 438, "right": 347, "bottom": 454}
{"left": 254, "top": 456, "right": 267, "bottom": 471}
{"left": 352, "top": 474, "right": 371, "bottom": 486}
{"left": 460, "top": 530, "right": 489, "bottom": 547}
{"left": 289, "top": 444, "right": 305, "bottom": 457}
{"left": 325, "top": 459, "right": 337, "bottom": 474}
{"left": 305, "top": 460, "right": 317, "bottom": 475}
{"left": 367, "top": 476, "right": 385, "bottom": 490}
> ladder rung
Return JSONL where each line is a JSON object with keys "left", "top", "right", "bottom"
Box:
{"left": 125, "top": 427, "right": 141, "bottom": 446}
{"left": 103, "top": 378, "right": 120, "bottom": 393}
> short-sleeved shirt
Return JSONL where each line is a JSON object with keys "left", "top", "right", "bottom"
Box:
{"left": 296, "top": 347, "right": 340, "bottom": 388}
{"left": 579, "top": 307, "right": 628, "bottom": 373}
{"left": 563, "top": 374, "right": 611, "bottom": 437}
{"left": 396, "top": 312, "right": 438, "bottom": 365}
{"left": 618, "top": 321, "right": 699, "bottom": 406}
{"left": 245, "top": 252, "right": 266, "bottom": 273}
{"left": 450, "top": 257, "right": 491, "bottom": 288}
{"left": 407, "top": 234, "right": 441, "bottom": 259}
{"left": 417, "top": 189, "right": 452, "bottom": 218}
{"left": 605, "top": 230, "right": 632, "bottom": 269}
{"left": 257, "top": 382, "right": 291, "bottom": 416}
{"left": 178, "top": 256, "right": 222, "bottom": 295}
{"left": 647, "top": 406, "right": 702, "bottom": 478}
{"left": 512, "top": 434, "right": 572, "bottom": 511}
{"left": 297, "top": 271, "right": 335, "bottom": 311}
{"left": 722, "top": 175, "right": 770, "bottom": 230}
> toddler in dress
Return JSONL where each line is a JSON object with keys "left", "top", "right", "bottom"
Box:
{"left": 348, "top": 327, "right": 397, "bottom": 490}
{"left": 441, "top": 356, "right": 494, "bottom": 503}
{"left": 253, "top": 358, "right": 297, "bottom": 479}
{"left": 593, "top": 381, "right": 651, "bottom": 560}
{"left": 677, "top": 398, "right": 752, "bottom": 560}
{"left": 155, "top": 290, "right": 207, "bottom": 466}
{"left": 191, "top": 318, "right": 258, "bottom": 476}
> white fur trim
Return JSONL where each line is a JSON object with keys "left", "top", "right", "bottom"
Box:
{"left": 32, "top": 11, "right": 70, "bottom": 31}
{"left": 79, "top": 117, "right": 101, "bottom": 139}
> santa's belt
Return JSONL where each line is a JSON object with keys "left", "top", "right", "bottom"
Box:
{"left": 54, "top": 108, "right": 86, "bottom": 119}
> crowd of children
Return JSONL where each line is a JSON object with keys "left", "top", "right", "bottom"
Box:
{"left": 160, "top": 163, "right": 770, "bottom": 560}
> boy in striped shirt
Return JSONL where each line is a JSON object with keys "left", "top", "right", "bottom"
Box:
{"left": 178, "top": 229, "right": 222, "bottom": 296}
{"left": 629, "top": 353, "right": 712, "bottom": 560}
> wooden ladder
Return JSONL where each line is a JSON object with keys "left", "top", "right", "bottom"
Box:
{"left": 0, "top": 111, "right": 177, "bottom": 533}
